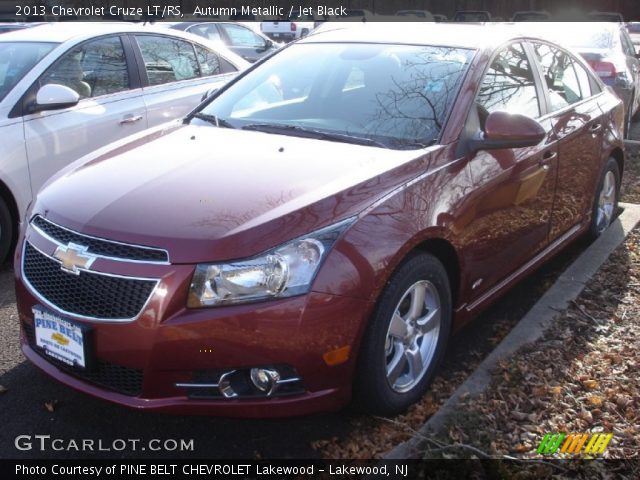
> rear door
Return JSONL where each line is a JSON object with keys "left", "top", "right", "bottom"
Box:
{"left": 131, "top": 34, "right": 238, "bottom": 128}
{"left": 23, "top": 34, "right": 147, "bottom": 193}
{"left": 530, "top": 41, "right": 605, "bottom": 241}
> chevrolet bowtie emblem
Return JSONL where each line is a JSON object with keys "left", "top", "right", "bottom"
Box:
{"left": 53, "top": 243, "right": 95, "bottom": 275}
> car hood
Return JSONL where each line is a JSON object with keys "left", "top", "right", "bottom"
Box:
{"left": 34, "top": 123, "right": 438, "bottom": 263}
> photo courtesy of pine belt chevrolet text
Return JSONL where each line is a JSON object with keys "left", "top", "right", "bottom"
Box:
{"left": 13, "top": 23, "right": 625, "bottom": 417}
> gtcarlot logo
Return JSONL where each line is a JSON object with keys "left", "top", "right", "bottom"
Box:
{"left": 14, "top": 435, "right": 195, "bottom": 452}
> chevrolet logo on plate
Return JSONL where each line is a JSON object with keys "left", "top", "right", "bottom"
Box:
{"left": 53, "top": 243, "right": 95, "bottom": 275}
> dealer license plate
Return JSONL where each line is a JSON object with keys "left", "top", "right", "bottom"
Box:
{"left": 33, "top": 307, "right": 87, "bottom": 368}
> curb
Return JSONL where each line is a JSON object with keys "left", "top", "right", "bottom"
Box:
{"left": 384, "top": 203, "right": 640, "bottom": 459}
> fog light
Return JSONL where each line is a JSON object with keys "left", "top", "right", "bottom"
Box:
{"left": 250, "top": 368, "right": 280, "bottom": 395}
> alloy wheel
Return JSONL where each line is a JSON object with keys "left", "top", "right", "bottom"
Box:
{"left": 384, "top": 280, "right": 441, "bottom": 393}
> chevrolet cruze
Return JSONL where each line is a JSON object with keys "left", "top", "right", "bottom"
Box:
{"left": 15, "top": 24, "right": 624, "bottom": 416}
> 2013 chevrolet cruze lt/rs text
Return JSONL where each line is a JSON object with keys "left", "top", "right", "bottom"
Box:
{"left": 15, "top": 24, "right": 624, "bottom": 416}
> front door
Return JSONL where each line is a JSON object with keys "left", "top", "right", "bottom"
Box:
{"left": 463, "top": 42, "right": 558, "bottom": 300}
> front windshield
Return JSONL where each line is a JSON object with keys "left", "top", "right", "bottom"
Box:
{"left": 0, "top": 41, "right": 56, "bottom": 101}
{"left": 199, "top": 42, "right": 473, "bottom": 149}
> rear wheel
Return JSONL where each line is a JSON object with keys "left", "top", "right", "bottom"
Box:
{"left": 587, "top": 158, "right": 620, "bottom": 240}
{"left": 0, "top": 197, "right": 13, "bottom": 264}
{"left": 353, "top": 253, "right": 451, "bottom": 415}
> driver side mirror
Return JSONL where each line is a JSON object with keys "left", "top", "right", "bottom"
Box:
{"left": 469, "top": 111, "right": 545, "bottom": 152}
{"left": 31, "top": 84, "right": 80, "bottom": 113}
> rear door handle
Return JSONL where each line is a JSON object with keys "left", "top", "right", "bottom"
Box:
{"left": 589, "top": 123, "right": 602, "bottom": 133}
{"left": 120, "top": 114, "right": 143, "bottom": 125}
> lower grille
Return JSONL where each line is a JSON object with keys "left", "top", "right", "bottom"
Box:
{"left": 22, "top": 242, "right": 157, "bottom": 321}
{"left": 23, "top": 322, "right": 144, "bottom": 396}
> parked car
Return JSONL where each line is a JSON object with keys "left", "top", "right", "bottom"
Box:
{"left": 432, "top": 14, "right": 448, "bottom": 22}
{"left": 0, "top": 23, "right": 33, "bottom": 34}
{"left": 15, "top": 23, "right": 624, "bottom": 417}
{"left": 261, "top": 16, "right": 316, "bottom": 42}
{"left": 167, "top": 22, "right": 279, "bottom": 63}
{"left": 588, "top": 11, "right": 624, "bottom": 22}
{"left": 453, "top": 10, "right": 491, "bottom": 22}
{"left": 395, "top": 10, "right": 435, "bottom": 21}
{"left": 541, "top": 22, "right": 640, "bottom": 138}
{"left": 510, "top": 11, "right": 551, "bottom": 21}
{"left": 0, "top": 23, "right": 248, "bottom": 262}
{"left": 627, "top": 22, "right": 640, "bottom": 53}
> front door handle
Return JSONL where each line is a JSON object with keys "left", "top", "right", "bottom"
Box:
{"left": 589, "top": 123, "right": 602, "bottom": 133}
{"left": 120, "top": 114, "right": 143, "bottom": 125}
{"left": 540, "top": 150, "right": 557, "bottom": 168}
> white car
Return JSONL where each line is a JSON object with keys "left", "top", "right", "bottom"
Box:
{"left": 0, "top": 23, "right": 248, "bottom": 262}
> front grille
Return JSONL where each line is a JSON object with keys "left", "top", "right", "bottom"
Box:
{"left": 32, "top": 216, "right": 168, "bottom": 263}
{"left": 23, "top": 323, "right": 144, "bottom": 396}
{"left": 23, "top": 242, "right": 157, "bottom": 320}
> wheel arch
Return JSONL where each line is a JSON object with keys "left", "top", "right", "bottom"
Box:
{"left": 412, "top": 237, "right": 462, "bottom": 309}
{"left": 0, "top": 178, "right": 20, "bottom": 256}
{"left": 609, "top": 146, "right": 625, "bottom": 182}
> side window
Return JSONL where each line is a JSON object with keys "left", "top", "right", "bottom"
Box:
{"left": 190, "top": 24, "right": 222, "bottom": 43}
{"left": 220, "top": 24, "right": 266, "bottom": 48}
{"left": 40, "top": 36, "right": 129, "bottom": 99}
{"left": 532, "top": 43, "right": 583, "bottom": 112}
{"left": 477, "top": 42, "right": 540, "bottom": 121}
{"left": 194, "top": 45, "right": 221, "bottom": 77}
{"left": 135, "top": 35, "right": 200, "bottom": 86}
{"left": 573, "top": 60, "right": 592, "bottom": 99}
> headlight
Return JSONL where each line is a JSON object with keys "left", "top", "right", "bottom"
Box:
{"left": 188, "top": 218, "right": 354, "bottom": 307}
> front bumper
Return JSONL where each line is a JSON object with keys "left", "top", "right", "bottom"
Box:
{"left": 14, "top": 229, "right": 373, "bottom": 417}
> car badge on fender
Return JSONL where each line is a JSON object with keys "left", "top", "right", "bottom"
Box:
{"left": 53, "top": 243, "right": 95, "bottom": 275}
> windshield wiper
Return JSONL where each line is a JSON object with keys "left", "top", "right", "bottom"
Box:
{"left": 191, "top": 113, "right": 236, "bottom": 129}
{"left": 241, "top": 123, "right": 389, "bottom": 149}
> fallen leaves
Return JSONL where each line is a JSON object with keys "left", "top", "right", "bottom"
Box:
{"left": 44, "top": 400, "right": 58, "bottom": 413}
{"left": 441, "top": 226, "right": 640, "bottom": 461}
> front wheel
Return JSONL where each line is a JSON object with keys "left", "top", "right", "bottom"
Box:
{"left": 587, "top": 158, "right": 620, "bottom": 241}
{"left": 353, "top": 253, "right": 452, "bottom": 415}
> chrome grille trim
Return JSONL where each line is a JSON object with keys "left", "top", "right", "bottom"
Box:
{"left": 21, "top": 241, "right": 160, "bottom": 323}
{"left": 30, "top": 215, "right": 170, "bottom": 265}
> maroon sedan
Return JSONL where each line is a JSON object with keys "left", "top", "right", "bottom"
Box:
{"left": 15, "top": 24, "right": 624, "bottom": 416}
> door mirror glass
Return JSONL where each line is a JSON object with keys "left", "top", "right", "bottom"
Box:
{"left": 34, "top": 84, "right": 80, "bottom": 111}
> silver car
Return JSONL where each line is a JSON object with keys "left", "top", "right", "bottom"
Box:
{"left": 0, "top": 23, "right": 248, "bottom": 262}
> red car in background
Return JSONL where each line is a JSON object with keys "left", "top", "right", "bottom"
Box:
{"left": 15, "top": 24, "right": 624, "bottom": 417}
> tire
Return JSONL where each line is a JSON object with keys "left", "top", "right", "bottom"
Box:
{"left": 353, "top": 253, "right": 452, "bottom": 416}
{"left": 0, "top": 197, "right": 13, "bottom": 265}
{"left": 587, "top": 158, "right": 620, "bottom": 241}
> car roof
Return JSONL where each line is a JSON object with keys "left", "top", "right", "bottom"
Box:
{"left": 0, "top": 21, "right": 204, "bottom": 43}
{"left": 301, "top": 22, "right": 538, "bottom": 51}
{"left": 0, "top": 21, "right": 250, "bottom": 68}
